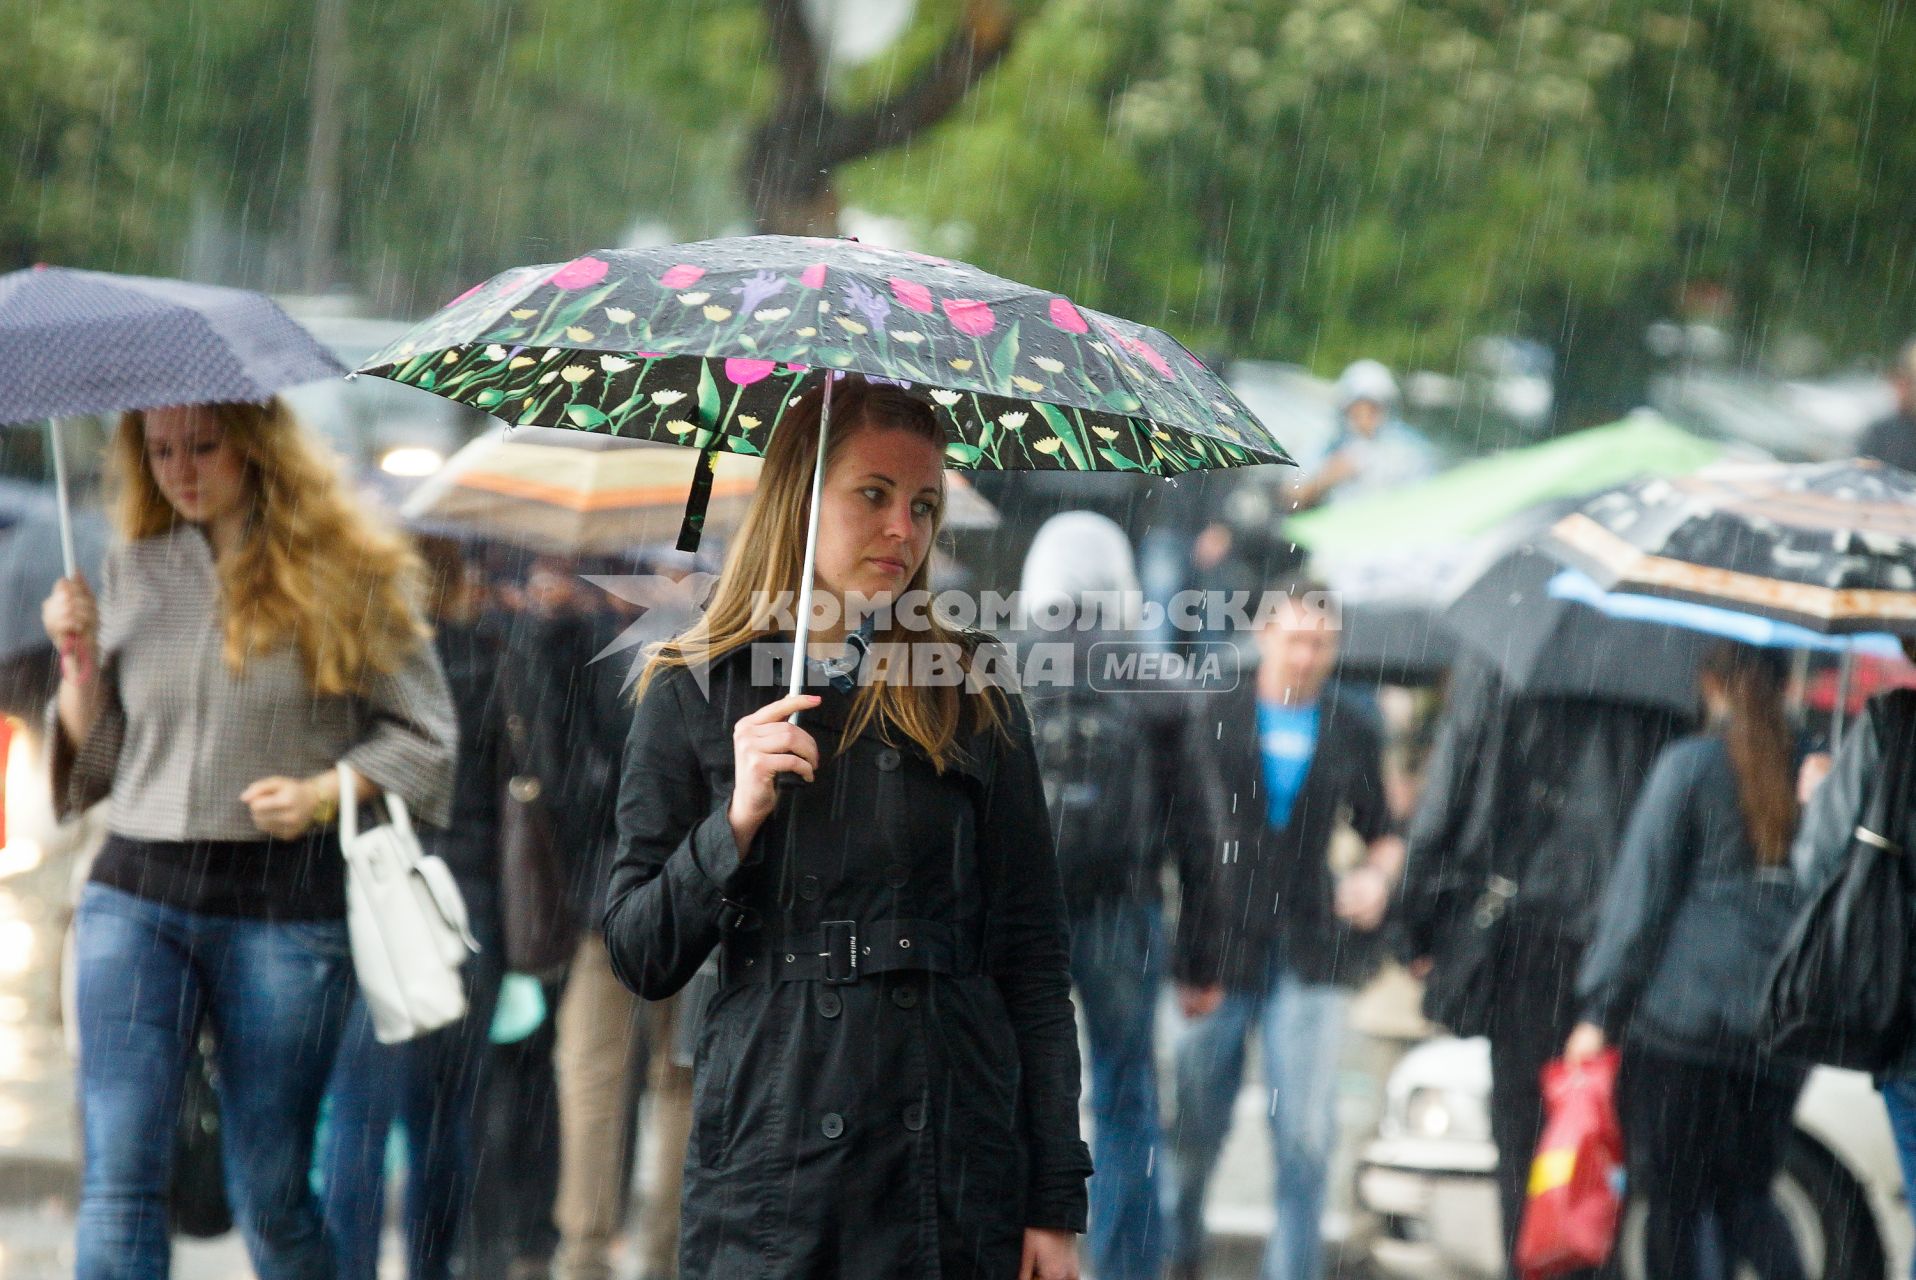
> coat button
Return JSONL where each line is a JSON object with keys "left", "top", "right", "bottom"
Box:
{"left": 821, "top": 1112, "right": 845, "bottom": 1139}
{"left": 877, "top": 748, "right": 902, "bottom": 772}
{"left": 902, "top": 1102, "right": 926, "bottom": 1132}
{"left": 890, "top": 985, "right": 918, "bottom": 1010}
{"left": 799, "top": 874, "right": 821, "bottom": 900}
{"left": 817, "top": 990, "right": 842, "bottom": 1018}
{"left": 885, "top": 863, "right": 909, "bottom": 889}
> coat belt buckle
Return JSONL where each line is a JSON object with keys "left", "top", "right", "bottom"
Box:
{"left": 820, "top": 920, "right": 858, "bottom": 984}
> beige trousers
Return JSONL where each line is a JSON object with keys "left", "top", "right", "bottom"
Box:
{"left": 553, "top": 931, "right": 644, "bottom": 1280}
{"left": 637, "top": 995, "right": 695, "bottom": 1279}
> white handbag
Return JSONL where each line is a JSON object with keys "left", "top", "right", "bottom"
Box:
{"left": 338, "top": 763, "right": 477, "bottom": 1044}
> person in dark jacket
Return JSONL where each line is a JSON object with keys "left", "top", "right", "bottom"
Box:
{"left": 1859, "top": 339, "right": 1916, "bottom": 474}
{"left": 1016, "top": 511, "right": 1182, "bottom": 1280}
{"left": 1398, "top": 660, "right": 1688, "bottom": 1270}
{"left": 602, "top": 376, "right": 1091, "bottom": 1280}
{"left": 1166, "top": 584, "right": 1402, "bottom": 1280}
{"left": 513, "top": 565, "right": 652, "bottom": 1280}
{"left": 1792, "top": 645, "right": 1916, "bottom": 1277}
{"left": 1568, "top": 642, "right": 1808, "bottom": 1280}
{"left": 320, "top": 534, "right": 512, "bottom": 1280}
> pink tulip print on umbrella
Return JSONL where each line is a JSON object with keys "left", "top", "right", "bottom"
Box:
{"left": 358, "top": 233, "right": 1292, "bottom": 705}
{"left": 359, "top": 234, "right": 1290, "bottom": 547}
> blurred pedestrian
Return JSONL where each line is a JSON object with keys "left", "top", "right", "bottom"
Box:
{"left": 1399, "top": 662, "right": 1688, "bottom": 1271}
{"left": 1016, "top": 512, "right": 1180, "bottom": 1280}
{"left": 1568, "top": 641, "right": 1808, "bottom": 1280}
{"left": 508, "top": 559, "right": 649, "bottom": 1280}
{"left": 1288, "top": 360, "right": 1437, "bottom": 510}
{"left": 319, "top": 534, "right": 515, "bottom": 1280}
{"left": 602, "top": 375, "right": 1091, "bottom": 1279}
{"left": 1793, "top": 638, "right": 1916, "bottom": 1276}
{"left": 42, "top": 399, "right": 455, "bottom": 1279}
{"left": 1860, "top": 339, "right": 1916, "bottom": 473}
{"left": 1166, "top": 581, "right": 1403, "bottom": 1280}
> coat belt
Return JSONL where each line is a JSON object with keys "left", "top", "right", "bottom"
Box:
{"left": 719, "top": 917, "right": 977, "bottom": 987}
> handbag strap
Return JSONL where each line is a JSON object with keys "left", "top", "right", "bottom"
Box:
{"left": 338, "top": 763, "right": 360, "bottom": 843}
{"left": 336, "top": 762, "right": 416, "bottom": 848}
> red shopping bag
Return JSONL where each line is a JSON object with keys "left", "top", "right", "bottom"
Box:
{"left": 1515, "top": 1050, "right": 1625, "bottom": 1279}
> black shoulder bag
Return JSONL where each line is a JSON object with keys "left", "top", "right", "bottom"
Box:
{"left": 1758, "top": 690, "right": 1916, "bottom": 1073}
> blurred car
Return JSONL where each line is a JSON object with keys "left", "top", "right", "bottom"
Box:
{"left": 1358, "top": 1037, "right": 1912, "bottom": 1280}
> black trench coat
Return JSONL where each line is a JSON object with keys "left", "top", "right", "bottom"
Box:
{"left": 603, "top": 639, "right": 1092, "bottom": 1279}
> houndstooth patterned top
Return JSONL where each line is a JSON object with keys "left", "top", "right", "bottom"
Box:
{"left": 50, "top": 525, "right": 456, "bottom": 840}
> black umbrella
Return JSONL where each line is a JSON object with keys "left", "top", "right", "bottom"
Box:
{"left": 1336, "top": 601, "right": 1458, "bottom": 687}
{"left": 362, "top": 236, "right": 1293, "bottom": 707}
{"left": 1544, "top": 459, "right": 1916, "bottom": 635}
{"left": 1443, "top": 546, "right": 1715, "bottom": 714}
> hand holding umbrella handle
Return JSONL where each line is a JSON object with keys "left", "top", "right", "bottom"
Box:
{"left": 43, "top": 575, "right": 98, "bottom": 688}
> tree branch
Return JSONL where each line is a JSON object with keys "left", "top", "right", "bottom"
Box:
{"left": 817, "top": 0, "right": 1019, "bottom": 167}
{"left": 743, "top": 0, "right": 1022, "bottom": 234}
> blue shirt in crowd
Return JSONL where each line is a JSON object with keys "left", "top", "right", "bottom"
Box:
{"left": 1257, "top": 698, "right": 1320, "bottom": 831}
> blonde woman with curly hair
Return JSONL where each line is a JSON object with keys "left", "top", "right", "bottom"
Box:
{"left": 604, "top": 375, "right": 1091, "bottom": 1280}
{"left": 40, "top": 398, "right": 456, "bottom": 1280}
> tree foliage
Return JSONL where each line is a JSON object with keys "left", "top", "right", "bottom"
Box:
{"left": 7, "top": 0, "right": 1912, "bottom": 423}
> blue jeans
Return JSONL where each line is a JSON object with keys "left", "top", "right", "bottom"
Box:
{"left": 1166, "top": 955, "right": 1349, "bottom": 1280}
{"left": 1070, "top": 901, "right": 1165, "bottom": 1280}
{"left": 1881, "top": 1080, "right": 1916, "bottom": 1278}
{"left": 318, "top": 889, "right": 505, "bottom": 1280}
{"left": 74, "top": 883, "right": 353, "bottom": 1280}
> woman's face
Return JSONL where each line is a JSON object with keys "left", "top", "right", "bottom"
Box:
{"left": 812, "top": 424, "right": 944, "bottom": 606}
{"left": 143, "top": 405, "right": 250, "bottom": 525}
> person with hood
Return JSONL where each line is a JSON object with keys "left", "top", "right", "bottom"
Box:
{"left": 1398, "top": 661, "right": 1689, "bottom": 1271}
{"left": 1289, "top": 360, "right": 1438, "bottom": 510}
{"left": 601, "top": 376, "right": 1090, "bottom": 1279}
{"left": 1567, "top": 642, "right": 1808, "bottom": 1280}
{"left": 1166, "top": 580, "right": 1402, "bottom": 1280}
{"left": 1016, "top": 512, "right": 1183, "bottom": 1280}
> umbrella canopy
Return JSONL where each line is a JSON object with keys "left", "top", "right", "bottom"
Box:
{"left": 1544, "top": 568, "right": 1907, "bottom": 658}
{"left": 403, "top": 426, "right": 760, "bottom": 555}
{"left": 404, "top": 424, "right": 1001, "bottom": 556}
{"left": 362, "top": 236, "right": 1292, "bottom": 702}
{"left": 1288, "top": 416, "right": 1724, "bottom": 686}
{"left": 1287, "top": 413, "right": 1723, "bottom": 566}
{"left": 0, "top": 266, "right": 345, "bottom": 424}
{"left": 1544, "top": 459, "right": 1916, "bottom": 635}
{"left": 359, "top": 237, "right": 1288, "bottom": 482}
{"left": 1443, "top": 546, "right": 1719, "bottom": 714}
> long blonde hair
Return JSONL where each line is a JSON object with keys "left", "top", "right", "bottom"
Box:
{"left": 641, "top": 376, "right": 1006, "bottom": 771}
{"left": 110, "top": 399, "right": 430, "bottom": 698}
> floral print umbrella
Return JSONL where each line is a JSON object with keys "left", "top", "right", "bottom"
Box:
{"left": 1544, "top": 459, "right": 1916, "bottom": 635}
{"left": 359, "top": 236, "right": 1290, "bottom": 547}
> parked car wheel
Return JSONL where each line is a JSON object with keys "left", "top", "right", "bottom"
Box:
{"left": 1616, "top": 1136, "right": 1884, "bottom": 1280}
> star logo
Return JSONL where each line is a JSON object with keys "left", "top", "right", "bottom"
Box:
{"left": 580, "top": 572, "right": 720, "bottom": 698}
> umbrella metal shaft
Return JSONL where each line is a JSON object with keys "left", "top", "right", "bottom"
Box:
{"left": 788, "top": 375, "right": 836, "bottom": 718}
{"left": 50, "top": 419, "right": 76, "bottom": 578}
